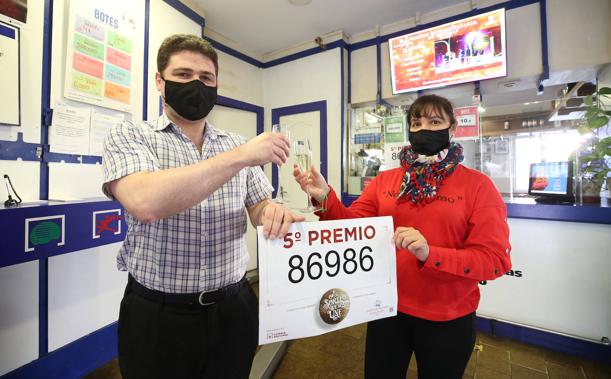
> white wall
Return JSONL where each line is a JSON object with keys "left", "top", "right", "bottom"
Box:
{"left": 350, "top": 46, "right": 376, "bottom": 104}
{"left": 147, "top": 0, "right": 202, "bottom": 121}
{"left": 263, "top": 49, "right": 343, "bottom": 193}
{"left": 547, "top": 0, "right": 611, "bottom": 72}
{"left": 217, "top": 51, "right": 263, "bottom": 106}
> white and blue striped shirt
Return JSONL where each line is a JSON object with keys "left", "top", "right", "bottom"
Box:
{"left": 102, "top": 114, "right": 272, "bottom": 293}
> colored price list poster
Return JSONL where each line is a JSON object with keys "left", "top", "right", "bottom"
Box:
{"left": 257, "top": 216, "right": 397, "bottom": 344}
{"left": 453, "top": 106, "right": 480, "bottom": 139}
{"left": 64, "top": 2, "right": 138, "bottom": 112}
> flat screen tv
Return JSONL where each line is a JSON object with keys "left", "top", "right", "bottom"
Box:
{"left": 528, "top": 161, "right": 574, "bottom": 203}
{"left": 388, "top": 8, "right": 507, "bottom": 94}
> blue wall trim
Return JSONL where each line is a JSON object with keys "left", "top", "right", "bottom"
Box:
{"left": 475, "top": 316, "right": 611, "bottom": 364}
{"left": 216, "top": 96, "right": 264, "bottom": 135}
{"left": 271, "top": 101, "right": 328, "bottom": 197}
{"left": 143, "top": 0, "right": 150, "bottom": 120}
{"left": 0, "top": 22, "right": 16, "bottom": 39}
{"left": 538, "top": 0, "right": 549, "bottom": 85}
{"left": 3, "top": 322, "right": 118, "bottom": 379}
{"left": 162, "top": 0, "right": 205, "bottom": 26}
{"left": 208, "top": 39, "right": 264, "bottom": 68}
{"left": 0, "top": 133, "right": 40, "bottom": 161}
{"left": 263, "top": 40, "right": 348, "bottom": 68}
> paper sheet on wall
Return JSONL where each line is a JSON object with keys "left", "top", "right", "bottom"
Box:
{"left": 49, "top": 104, "right": 91, "bottom": 155}
{"left": 89, "top": 109, "right": 124, "bottom": 156}
{"left": 63, "top": 0, "right": 141, "bottom": 113}
{"left": 0, "top": 21, "right": 20, "bottom": 125}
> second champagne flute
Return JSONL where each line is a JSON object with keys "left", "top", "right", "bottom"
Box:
{"left": 293, "top": 138, "right": 318, "bottom": 213}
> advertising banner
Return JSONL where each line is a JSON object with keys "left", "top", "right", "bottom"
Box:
{"left": 389, "top": 8, "right": 506, "bottom": 93}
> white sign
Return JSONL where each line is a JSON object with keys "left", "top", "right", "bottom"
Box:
{"left": 0, "top": 21, "right": 20, "bottom": 125}
{"left": 257, "top": 216, "right": 397, "bottom": 344}
{"left": 49, "top": 104, "right": 92, "bottom": 155}
{"left": 64, "top": 0, "right": 141, "bottom": 112}
{"left": 382, "top": 143, "right": 405, "bottom": 171}
{"left": 89, "top": 109, "right": 124, "bottom": 156}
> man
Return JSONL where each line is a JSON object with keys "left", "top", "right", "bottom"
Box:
{"left": 102, "top": 34, "right": 304, "bottom": 379}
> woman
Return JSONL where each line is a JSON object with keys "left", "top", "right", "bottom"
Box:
{"left": 293, "top": 94, "right": 511, "bottom": 378}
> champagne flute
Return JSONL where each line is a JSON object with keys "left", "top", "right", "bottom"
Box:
{"left": 293, "top": 138, "right": 318, "bottom": 213}
{"left": 272, "top": 124, "right": 290, "bottom": 203}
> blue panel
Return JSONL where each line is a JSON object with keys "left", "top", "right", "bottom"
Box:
{"left": 506, "top": 202, "right": 611, "bottom": 224}
{"left": 162, "top": 0, "right": 205, "bottom": 26}
{"left": 475, "top": 316, "right": 611, "bottom": 364}
{"left": 264, "top": 40, "right": 348, "bottom": 68}
{"left": 3, "top": 323, "right": 118, "bottom": 379}
{"left": 0, "top": 132, "right": 40, "bottom": 161}
{"left": 143, "top": 0, "right": 150, "bottom": 120}
{"left": 0, "top": 22, "right": 16, "bottom": 39}
{"left": 0, "top": 200, "right": 126, "bottom": 268}
{"left": 271, "top": 101, "right": 328, "bottom": 198}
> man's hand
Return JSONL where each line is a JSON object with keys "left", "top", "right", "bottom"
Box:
{"left": 237, "top": 132, "right": 291, "bottom": 167}
{"left": 261, "top": 202, "right": 305, "bottom": 239}
{"left": 394, "top": 227, "right": 430, "bottom": 262}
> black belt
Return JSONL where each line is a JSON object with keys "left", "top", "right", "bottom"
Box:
{"left": 128, "top": 274, "right": 248, "bottom": 306}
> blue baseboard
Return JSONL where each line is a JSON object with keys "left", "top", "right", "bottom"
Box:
{"left": 3, "top": 322, "right": 117, "bottom": 379}
{"left": 475, "top": 316, "right": 611, "bottom": 364}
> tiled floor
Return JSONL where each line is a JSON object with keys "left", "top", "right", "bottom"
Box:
{"left": 85, "top": 282, "right": 611, "bottom": 379}
{"left": 271, "top": 324, "right": 611, "bottom": 379}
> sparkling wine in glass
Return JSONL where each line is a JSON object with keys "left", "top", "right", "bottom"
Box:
{"left": 272, "top": 124, "right": 290, "bottom": 203}
{"left": 293, "top": 138, "right": 318, "bottom": 213}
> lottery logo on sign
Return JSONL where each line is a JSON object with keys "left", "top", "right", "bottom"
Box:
{"left": 319, "top": 288, "right": 350, "bottom": 324}
{"left": 25, "top": 216, "right": 66, "bottom": 252}
{"left": 92, "top": 209, "right": 122, "bottom": 239}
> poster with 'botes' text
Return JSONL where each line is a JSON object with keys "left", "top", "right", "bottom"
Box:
{"left": 257, "top": 216, "right": 397, "bottom": 344}
{"left": 64, "top": 0, "right": 142, "bottom": 113}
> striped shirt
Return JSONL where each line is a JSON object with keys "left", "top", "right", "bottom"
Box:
{"left": 102, "top": 114, "right": 272, "bottom": 293}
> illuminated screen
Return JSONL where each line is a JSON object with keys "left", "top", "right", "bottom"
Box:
{"left": 528, "top": 162, "right": 571, "bottom": 196}
{"left": 388, "top": 8, "right": 507, "bottom": 94}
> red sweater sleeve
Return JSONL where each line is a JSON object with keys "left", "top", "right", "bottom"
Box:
{"left": 421, "top": 175, "right": 512, "bottom": 281}
{"left": 315, "top": 177, "right": 381, "bottom": 220}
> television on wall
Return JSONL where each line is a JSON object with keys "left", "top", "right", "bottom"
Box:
{"left": 388, "top": 8, "right": 507, "bottom": 94}
{"left": 528, "top": 161, "right": 574, "bottom": 203}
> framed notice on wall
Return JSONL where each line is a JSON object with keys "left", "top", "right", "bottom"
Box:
{"left": 0, "top": 21, "right": 20, "bottom": 125}
{"left": 63, "top": 0, "right": 142, "bottom": 113}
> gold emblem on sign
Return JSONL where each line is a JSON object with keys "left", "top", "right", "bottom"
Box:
{"left": 319, "top": 288, "right": 350, "bottom": 324}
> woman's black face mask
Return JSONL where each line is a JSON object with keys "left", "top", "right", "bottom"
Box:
{"left": 162, "top": 78, "right": 217, "bottom": 121}
{"left": 408, "top": 127, "right": 451, "bottom": 156}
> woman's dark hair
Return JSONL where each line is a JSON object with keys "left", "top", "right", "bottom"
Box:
{"left": 157, "top": 34, "right": 218, "bottom": 75}
{"left": 407, "top": 94, "right": 456, "bottom": 127}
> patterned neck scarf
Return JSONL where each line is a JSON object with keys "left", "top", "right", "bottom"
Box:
{"left": 397, "top": 142, "right": 464, "bottom": 203}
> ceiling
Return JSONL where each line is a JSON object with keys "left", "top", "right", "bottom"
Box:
{"left": 193, "top": 0, "right": 466, "bottom": 57}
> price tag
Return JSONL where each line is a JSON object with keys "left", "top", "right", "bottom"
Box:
{"left": 453, "top": 106, "right": 480, "bottom": 140}
{"left": 382, "top": 143, "right": 404, "bottom": 170}
{"left": 257, "top": 216, "right": 397, "bottom": 344}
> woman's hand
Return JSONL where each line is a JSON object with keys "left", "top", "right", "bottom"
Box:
{"left": 394, "top": 227, "right": 430, "bottom": 262}
{"left": 292, "top": 164, "right": 330, "bottom": 202}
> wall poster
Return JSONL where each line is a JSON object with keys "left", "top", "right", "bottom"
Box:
{"left": 63, "top": 0, "right": 141, "bottom": 113}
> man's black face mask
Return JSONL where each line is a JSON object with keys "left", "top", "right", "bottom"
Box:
{"left": 162, "top": 79, "right": 217, "bottom": 121}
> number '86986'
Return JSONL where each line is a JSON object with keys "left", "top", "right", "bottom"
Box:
{"left": 288, "top": 246, "right": 374, "bottom": 284}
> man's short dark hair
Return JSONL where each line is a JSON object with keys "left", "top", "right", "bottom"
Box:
{"left": 157, "top": 34, "right": 218, "bottom": 75}
{"left": 408, "top": 94, "right": 456, "bottom": 127}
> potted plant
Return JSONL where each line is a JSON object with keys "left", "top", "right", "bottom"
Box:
{"left": 577, "top": 85, "right": 611, "bottom": 202}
